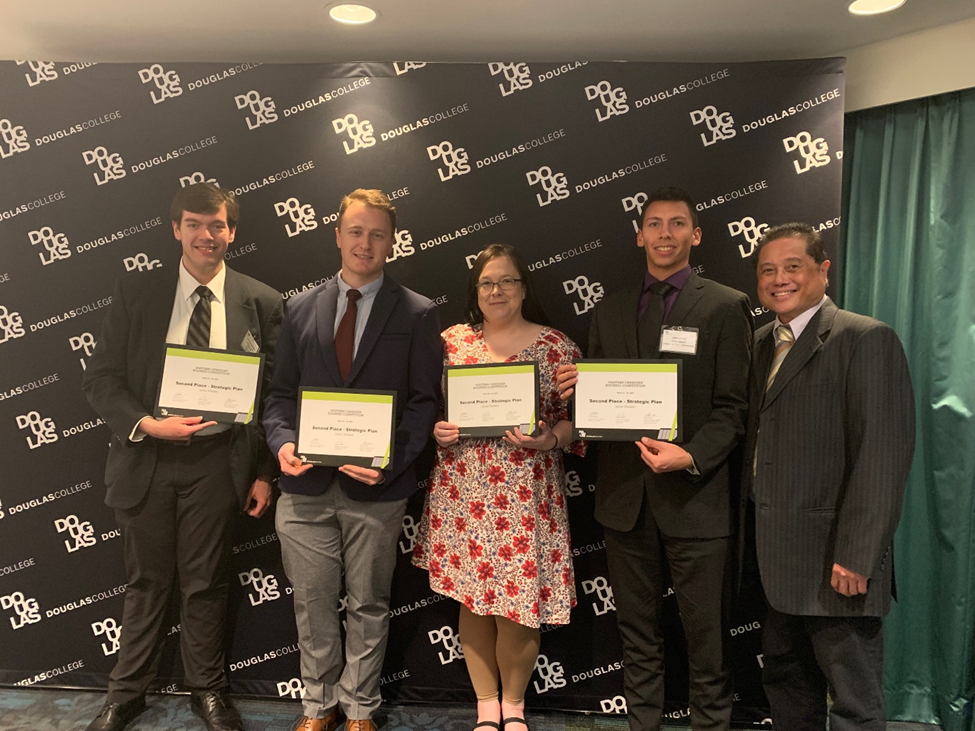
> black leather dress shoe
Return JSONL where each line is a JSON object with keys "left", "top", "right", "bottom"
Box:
{"left": 85, "top": 697, "right": 147, "bottom": 731}
{"left": 191, "top": 691, "right": 244, "bottom": 731}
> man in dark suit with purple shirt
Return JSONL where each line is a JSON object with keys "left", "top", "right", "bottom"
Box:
{"left": 558, "top": 187, "right": 752, "bottom": 731}
{"left": 263, "top": 189, "right": 442, "bottom": 731}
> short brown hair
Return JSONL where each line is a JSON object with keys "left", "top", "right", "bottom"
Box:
{"left": 170, "top": 183, "right": 239, "bottom": 229}
{"left": 337, "top": 189, "right": 396, "bottom": 234}
{"left": 754, "top": 222, "right": 828, "bottom": 266}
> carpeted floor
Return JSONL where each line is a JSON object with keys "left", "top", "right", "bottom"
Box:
{"left": 0, "top": 687, "right": 942, "bottom": 731}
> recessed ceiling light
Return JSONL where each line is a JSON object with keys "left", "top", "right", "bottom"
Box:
{"left": 327, "top": 3, "right": 379, "bottom": 24}
{"left": 848, "top": 0, "right": 906, "bottom": 16}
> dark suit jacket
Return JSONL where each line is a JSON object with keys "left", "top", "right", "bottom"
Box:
{"left": 262, "top": 274, "right": 442, "bottom": 502}
{"left": 83, "top": 266, "right": 284, "bottom": 510}
{"left": 589, "top": 272, "right": 753, "bottom": 538}
{"left": 741, "top": 298, "right": 915, "bottom": 617}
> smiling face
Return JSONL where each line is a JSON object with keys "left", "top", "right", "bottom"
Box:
{"left": 637, "top": 199, "right": 701, "bottom": 279}
{"left": 173, "top": 204, "right": 234, "bottom": 284}
{"left": 335, "top": 201, "right": 394, "bottom": 288}
{"left": 756, "top": 235, "right": 830, "bottom": 324}
{"left": 477, "top": 255, "right": 526, "bottom": 326}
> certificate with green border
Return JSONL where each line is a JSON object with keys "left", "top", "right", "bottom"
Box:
{"left": 154, "top": 345, "right": 264, "bottom": 425}
{"left": 572, "top": 359, "right": 682, "bottom": 442}
{"left": 296, "top": 388, "right": 396, "bottom": 469}
{"left": 445, "top": 361, "right": 540, "bottom": 438}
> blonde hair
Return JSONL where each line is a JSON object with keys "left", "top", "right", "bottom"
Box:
{"left": 337, "top": 189, "right": 396, "bottom": 234}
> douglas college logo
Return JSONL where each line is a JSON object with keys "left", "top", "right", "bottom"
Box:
{"left": 92, "top": 618, "right": 122, "bottom": 655}
{"left": 427, "top": 141, "right": 471, "bottom": 182}
{"left": 728, "top": 217, "right": 769, "bottom": 258}
{"left": 277, "top": 678, "right": 306, "bottom": 699}
{"left": 690, "top": 106, "right": 736, "bottom": 146}
{"left": 28, "top": 227, "right": 71, "bottom": 266}
{"left": 239, "top": 568, "right": 281, "bottom": 605}
{"left": 82, "top": 146, "right": 126, "bottom": 185}
{"left": 783, "top": 131, "right": 830, "bottom": 174}
{"left": 399, "top": 515, "right": 419, "bottom": 554}
{"left": 562, "top": 275, "right": 604, "bottom": 315}
{"left": 488, "top": 63, "right": 532, "bottom": 96}
{"left": 16, "top": 411, "right": 58, "bottom": 449}
{"left": 1, "top": 591, "right": 41, "bottom": 629}
{"left": 138, "top": 64, "right": 183, "bottom": 104}
{"left": 180, "top": 171, "right": 218, "bottom": 188}
{"left": 235, "top": 90, "right": 278, "bottom": 129}
{"left": 582, "top": 576, "right": 616, "bottom": 615}
{"left": 17, "top": 60, "right": 58, "bottom": 86}
{"left": 386, "top": 230, "right": 415, "bottom": 263}
{"left": 55, "top": 514, "right": 97, "bottom": 552}
{"left": 585, "top": 81, "right": 629, "bottom": 122}
{"left": 621, "top": 191, "right": 648, "bottom": 234}
{"left": 428, "top": 625, "right": 464, "bottom": 665}
{"left": 600, "top": 696, "right": 628, "bottom": 714}
{"left": 69, "top": 332, "right": 96, "bottom": 370}
{"left": 0, "top": 118, "right": 31, "bottom": 159}
{"left": 533, "top": 654, "right": 567, "bottom": 693}
{"left": 123, "top": 253, "right": 162, "bottom": 272}
{"left": 393, "top": 62, "right": 427, "bottom": 76}
{"left": 0, "top": 305, "right": 26, "bottom": 343}
{"left": 274, "top": 198, "right": 318, "bottom": 238}
{"left": 526, "top": 166, "right": 569, "bottom": 207}
{"left": 332, "top": 113, "right": 376, "bottom": 154}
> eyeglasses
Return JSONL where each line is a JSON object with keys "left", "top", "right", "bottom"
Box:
{"left": 476, "top": 278, "right": 522, "bottom": 294}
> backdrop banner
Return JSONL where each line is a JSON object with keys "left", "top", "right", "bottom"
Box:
{"left": 0, "top": 58, "right": 844, "bottom": 724}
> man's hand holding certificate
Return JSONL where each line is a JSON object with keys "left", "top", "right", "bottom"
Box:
{"left": 154, "top": 345, "right": 264, "bottom": 424}
{"left": 295, "top": 388, "right": 396, "bottom": 469}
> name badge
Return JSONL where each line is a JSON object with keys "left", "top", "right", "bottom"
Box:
{"left": 659, "top": 326, "right": 699, "bottom": 355}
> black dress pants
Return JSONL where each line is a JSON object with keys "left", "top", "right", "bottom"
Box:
{"left": 604, "top": 491, "right": 733, "bottom": 731}
{"left": 107, "top": 434, "right": 238, "bottom": 702}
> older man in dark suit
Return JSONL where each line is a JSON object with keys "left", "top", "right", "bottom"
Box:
{"left": 263, "top": 189, "right": 442, "bottom": 731}
{"left": 742, "top": 222, "right": 915, "bottom": 731}
{"left": 559, "top": 187, "right": 752, "bottom": 731}
{"left": 83, "top": 184, "right": 283, "bottom": 731}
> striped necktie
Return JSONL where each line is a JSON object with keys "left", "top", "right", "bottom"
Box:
{"left": 765, "top": 324, "right": 794, "bottom": 392}
{"left": 186, "top": 285, "right": 212, "bottom": 348}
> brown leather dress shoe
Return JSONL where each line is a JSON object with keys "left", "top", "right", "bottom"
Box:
{"left": 290, "top": 707, "right": 342, "bottom": 731}
{"left": 345, "top": 719, "right": 377, "bottom": 731}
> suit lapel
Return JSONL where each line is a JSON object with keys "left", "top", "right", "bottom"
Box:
{"left": 347, "top": 276, "right": 399, "bottom": 384}
{"left": 762, "top": 298, "right": 836, "bottom": 409}
{"left": 620, "top": 285, "right": 641, "bottom": 358}
{"left": 223, "top": 268, "right": 256, "bottom": 352}
{"left": 665, "top": 272, "right": 705, "bottom": 327}
{"left": 148, "top": 269, "right": 179, "bottom": 347}
{"left": 316, "top": 278, "right": 344, "bottom": 386}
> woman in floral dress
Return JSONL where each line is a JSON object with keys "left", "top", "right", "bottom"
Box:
{"left": 413, "top": 244, "right": 583, "bottom": 731}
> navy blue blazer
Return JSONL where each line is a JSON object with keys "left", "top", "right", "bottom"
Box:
{"left": 263, "top": 274, "right": 442, "bottom": 502}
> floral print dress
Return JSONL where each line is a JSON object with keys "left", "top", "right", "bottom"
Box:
{"left": 413, "top": 323, "right": 584, "bottom": 628}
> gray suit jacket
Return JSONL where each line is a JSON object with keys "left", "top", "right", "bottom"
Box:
{"left": 590, "top": 272, "right": 753, "bottom": 538}
{"left": 83, "top": 265, "right": 283, "bottom": 510}
{"left": 741, "top": 298, "right": 915, "bottom": 616}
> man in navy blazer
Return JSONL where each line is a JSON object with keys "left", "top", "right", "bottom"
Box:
{"left": 263, "top": 189, "right": 442, "bottom": 731}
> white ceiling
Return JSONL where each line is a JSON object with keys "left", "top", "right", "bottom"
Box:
{"left": 2, "top": 0, "right": 974, "bottom": 64}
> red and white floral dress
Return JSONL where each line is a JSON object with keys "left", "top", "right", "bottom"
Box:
{"left": 413, "top": 323, "right": 584, "bottom": 628}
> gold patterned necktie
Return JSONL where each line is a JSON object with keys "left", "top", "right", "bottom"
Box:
{"left": 765, "top": 324, "right": 795, "bottom": 392}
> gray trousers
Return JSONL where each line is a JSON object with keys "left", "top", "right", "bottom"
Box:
{"left": 276, "top": 484, "right": 407, "bottom": 720}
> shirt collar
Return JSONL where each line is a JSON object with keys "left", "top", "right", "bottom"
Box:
{"left": 337, "top": 270, "right": 384, "bottom": 300}
{"left": 178, "top": 259, "right": 226, "bottom": 303}
{"left": 643, "top": 265, "right": 692, "bottom": 293}
{"left": 774, "top": 295, "right": 827, "bottom": 341}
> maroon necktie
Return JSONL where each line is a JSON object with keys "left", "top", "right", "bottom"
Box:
{"left": 335, "top": 289, "right": 362, "bottom": 380}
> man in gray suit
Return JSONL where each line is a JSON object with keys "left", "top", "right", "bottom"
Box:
{"left": 743, "top": 222, "right": 915, "bottom": 731}
{"left": 83, "top": 184, "right": 282, "bottom": 731}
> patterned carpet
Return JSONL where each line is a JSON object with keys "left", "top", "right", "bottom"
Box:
{"left": 0, "top": 687, "right": 942, "bottom": 731}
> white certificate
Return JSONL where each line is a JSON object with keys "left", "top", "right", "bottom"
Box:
{"left": 155, "top": 345, "right": 264, "bottom": 424}
{"left": 296, "top": 388, "right": 396, "bottom": 468}
{"left": 445, "top": 362, "right": 540, "bottom": 438}
{"left": 573, "top": 360, "right": 681, "bottom": 442}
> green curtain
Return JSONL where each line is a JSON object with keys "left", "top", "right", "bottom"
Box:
{"left": 841, "top": 87, "right": 975, "bottom": 731}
